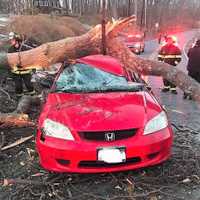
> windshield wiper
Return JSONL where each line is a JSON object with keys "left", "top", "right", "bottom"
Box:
{"left": 99, "top": 85, "right": 144, "bottom": 92}
{"left": 54, "top": 83, "right": 144, "bottom": 93}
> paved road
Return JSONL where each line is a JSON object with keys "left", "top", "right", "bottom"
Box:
{"left": 140, "top": 30, "right": 200, "bottom": 134}
{"left": 140, "top": 31, "right": 200, "bottom": 199}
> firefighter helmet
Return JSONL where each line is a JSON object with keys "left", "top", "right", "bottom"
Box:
{"left": 8, "top": 32, "right": 21, "bottom": 40}
{"left": 166, "top": 35, "right": 177, "bottom": 44}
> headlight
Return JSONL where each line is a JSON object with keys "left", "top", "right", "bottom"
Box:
{"left": 42, "top": 119, "right": 74, "bottom": 140}
{"left": 134, "top": 43, "right": 141, "bottom": 48}
{"left": 143, "top": 111, "right": 168, "bottom": 135}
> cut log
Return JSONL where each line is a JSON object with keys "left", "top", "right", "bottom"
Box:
{"left": 0, "top": 95, "right": 39, "bottom": 128}
{"left": 0, "top": 113, "right": 35, "bottom": 128}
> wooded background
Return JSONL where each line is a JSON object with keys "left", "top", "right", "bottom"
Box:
{"left": 1, "top": 0, "right": 200, "bottom": 31}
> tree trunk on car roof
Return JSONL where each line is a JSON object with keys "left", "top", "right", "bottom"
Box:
{"left": 106, "top": 37, "right": 200, "bottom": 102}
{"left": 0, "top": 16, "right": 200, "bottom": 103}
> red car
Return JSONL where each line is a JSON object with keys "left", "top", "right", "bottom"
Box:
{"left": 36, "top": 55, "right": 173, "bottom": 173}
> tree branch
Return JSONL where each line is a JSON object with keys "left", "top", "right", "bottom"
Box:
{"left": 107, "top": 38, "right": 200, "bottom": 102}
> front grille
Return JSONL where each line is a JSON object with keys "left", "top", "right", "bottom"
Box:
{"left": 79, "top": 157, "right": 141, "bottom": 168}
{"left": 79, "top": 129, "right": 137, "bottom": 142}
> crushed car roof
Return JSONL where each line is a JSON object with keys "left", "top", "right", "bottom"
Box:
{"left": 77, "top": 55, "right": 125, "bottom": 76}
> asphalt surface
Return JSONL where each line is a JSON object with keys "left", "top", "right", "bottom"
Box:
{"left": 140, "top": 30, "right": 200, "bottom": 136}
{"left": 140, "top": 32, "right": 200, "bottom": 199}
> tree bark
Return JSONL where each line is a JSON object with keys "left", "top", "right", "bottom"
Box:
{"left": 107, "top": 38, "right": 200, "bottom": 102}
{"left": 0, "top": 16, "right": 200, "bottom": 103}
{"left": 0, "top": 95, "right": 39, "bottom": 128}
{"left": 2, "top": 32, "right": 99, "bottom": 70}
{"left": 0, "top": 16, "right": 136, "bottom": 69}
{"left": 0, "top": 113, "right": 35, "bottom": 128}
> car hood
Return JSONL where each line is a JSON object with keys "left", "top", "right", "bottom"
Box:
{"left": 40, "top": 92, "right": 161, "bottom": 132}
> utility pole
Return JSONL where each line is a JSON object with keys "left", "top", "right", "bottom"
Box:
{"left": 140, "top": 0, "right": 147, "bottom": 30}
{"left": 128, "top": 0, "right": 131, "bottom": 16}
{"left": 134, "top": 0, "right": 137, "bottom": 22}
{"left": 102, "top": 0, "right": 107, "bottom": 55}
{"left": 144, "top": 0, "right": 147, "bottom": 28}
{"left": 140, "top": 0, "right": 145, "bottom": 30}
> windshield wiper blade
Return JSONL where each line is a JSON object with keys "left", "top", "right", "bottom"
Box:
{"left": 100, "top": 87, "right": 142, "bottom": 92}
{"left": 54, "top": 83, "right": 144, "bottom": 93}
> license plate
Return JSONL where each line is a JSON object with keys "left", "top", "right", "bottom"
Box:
{"left": 97, "top": 147, "right": 126, "bottom": 163}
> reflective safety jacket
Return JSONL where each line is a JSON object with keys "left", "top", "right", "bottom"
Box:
{"left": 158, "top": 43, "right": 182, "bottom": 66}
{"left": 8, "top": 40, "right": 37, "bottom": 75}
{"left": 11, "top": 66, "right": 32, "bottom": 75}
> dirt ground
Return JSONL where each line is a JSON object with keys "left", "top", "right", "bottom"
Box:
{"left": 0, "top": 72, "right": 200, "bottom": 200}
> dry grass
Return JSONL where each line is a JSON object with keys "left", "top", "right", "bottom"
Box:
{"left": 6, "top": 14, "right": 87, "bottom": 43}
{"left": 78, "top": 14, "right": 102, "bottom": 26}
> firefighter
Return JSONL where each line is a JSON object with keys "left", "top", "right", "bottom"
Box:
{"left": 8, "top": 32, "right": 36, "bottom": 97}
{"left": 158, "top": 36, "right": 182, "bottom": 94}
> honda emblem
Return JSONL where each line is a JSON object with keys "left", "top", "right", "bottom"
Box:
{"left": 105, "top": 132, "right": 115, "bottom": 141}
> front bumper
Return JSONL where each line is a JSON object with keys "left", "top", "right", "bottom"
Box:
{"left": 36, "top": 127, "right": 173, "bottom": 173}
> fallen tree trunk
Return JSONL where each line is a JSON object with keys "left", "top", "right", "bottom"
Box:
{"left": 0, "top": 17, "right": 135, "bottom": 69}
{"left": 0, "top": 16, "right": 200, "bottom": 102}
{"left": 0, "top": 24, "right": 102, "bottom": 69}
{"left": 107, "top": 38, "right": 200, "bottom": 102}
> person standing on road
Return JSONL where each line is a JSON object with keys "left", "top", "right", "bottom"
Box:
{"left": 158, "top": 36, "right": 182, "bottom": 94}
{"left": 184, "top": 39, "right": 200, "bottom": 99}
{"left": 8, "top": 32, "right": 36, "bottom": 98}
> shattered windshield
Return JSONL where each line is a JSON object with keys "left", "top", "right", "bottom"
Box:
{"left": 55, "top": 63, "right": 143, "bottom": 93}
